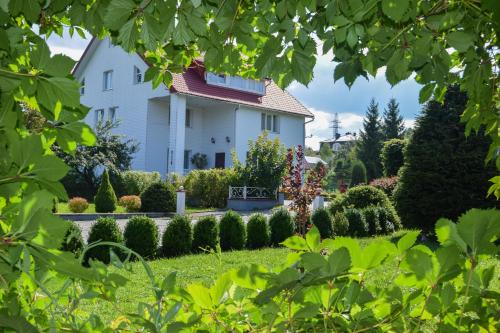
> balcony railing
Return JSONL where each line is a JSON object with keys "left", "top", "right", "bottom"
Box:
{"left": 228, "top": 186, "right": 276, "bottom": 200}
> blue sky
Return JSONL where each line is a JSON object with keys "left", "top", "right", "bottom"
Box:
{"left": 47, "top": 32, "right": 423, "bottom": 150}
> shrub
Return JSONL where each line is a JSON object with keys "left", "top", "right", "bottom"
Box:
{"left": 362, "top": 206, "right": 381, "bottom": 236}
{"left": 344, "top": 208, "right": 368, "bottom": 237}
{"left": 331, "top": 211, "right": 349, "bottom": 236}
{"left": 394, "top": 86, "right": 498, "bottom": 233}
{"left": 381, "top": 139, "right": 406, "bottom": 176}
{"left": 192, "top": 216, "right": 219, "bottom": 252}
{"left": 61, "top": 169, "right": 95, "bottom": 200}
{"left": 124, "top": 216, "right": 159, "bottom": 259}
{"left": 327, "top": 195, "right": 346, "bottom": 215}
{"left": 190, "top": 153, "right": 208, "bottom": 169}
{"left": 162, "top": 215, "right": 192, "bottom": 257}
{"left": 268, "top": 207, "right": 294, "bottom": 246}
{"left": 369, "top": 176, "right": 399, "bottom": 197}
{"left": 376, "top": 206, "right": 396, "bottom": 234}
{"left": 121, "top": 170, "right": 161, "bottom": 195}
{"left": 350, "top": 160, "right": 367, "bottom": 186}
{"left": 310, "top": 208, "right": 333, "bottom": 238}
{"left": 60, "top": 221, "right": 84, "bottom": 256}
{"left": 94, "top": 170, "right": 117, "bottom": 213}
{"left": 84, "top": 217, "right": 123, "bottom": 265}
{"left": 68, "top": 197, "right": 89, "bottom": 213}
{"left": 246, "top": 214, "right": 270, "bottom": 249}
{"left": 219, "top": 211, "right": 246, "bottom": 251}
{"left": 118, "top": 195, "right": 141, "bottom": 212}
{"left": 184, "top": 169, "right": 237, "bottom": 208}
{"left": 140, "top": 181, "right": 176, "bottom": 212}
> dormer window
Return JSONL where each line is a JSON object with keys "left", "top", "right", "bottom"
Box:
{"left": 133, "top": 66, "right": 142, "bottom": 84}
{"left": 206, "top": 72, "right": 265, "bottom": 95}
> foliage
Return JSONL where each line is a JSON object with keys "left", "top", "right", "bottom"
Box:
{"left": 362, "top": 206, "right": 382, "bottom": 236}
{"left": 184, "top": 168, "right": 237, "bottom": 208}
{"left": 268, "top": 207, "right": 295, "bottom": 246}
{"left": 319, "top": 143, "right": 333, "bottom": 163}
{"left": 121, "top": 170, "right": 161, "bottom": 195}
{"left": 84, "top": 217, "right": 123, "bottom": 265}
{"left": 190, "top": 153, "right": 208, "bottom": 169}
{"left": 382, "top": 98, "right": 405, "bottom": 139}
{"left": 331, "top": 211, "right": 349, "bottom": 236}
{"left": 68, "top": 197, "right": 89, "bottom": 213}
{"left": 232, "top": 132, "right": 286, "bottom": 192}
{"left": 381, "top": 138, "right": 406, "bottom": 176}
{"left": 94, "top": 169, "right": 117, "bottom": 213}
{"left": 192, "top": 216, "right": 219, "bottom": 252}
{"left": 166, "top": 172, "right": 185, "bottom": 189}
{"left": 162, "top": 215, "right": 192, "bottom": 257}
{"left": 118, "top": 195, "right": 142, "bottom": 212}
{"left": 370, "top": 176, "right": 399, "bottom": 197}
{"left": 350, "top": 160, "right": 367, "bottom": 186}
{"left": 140, "top": 181, "right": 176, "bottom": 212}
{"left": 310, "top": 208, "right": 333, "bottom": 238}
{"left": 219, "top": 210, "right": 246, "bottom": 251}
{"left": 124, "top": 216, "right": 159, "bottom": 260}
{"left": 394, "top": 87, "right": 499, "bottom": 233}
{"left": 246, "top": 213, "right": 270, "bottom": 249}
{"left": 377, "top": 206, "right": 396, "bottom": 234}
{"left": 60, "top": 221, "right": 84, "bottom": 256}
{"left": 356, "top": 98, "right": 384, "bottom": 180}
{"left": 282, "top": 145, "right": 325, "bottom": 234}
{"left": 344, "top": 208, "right": 368, "bottom": 237}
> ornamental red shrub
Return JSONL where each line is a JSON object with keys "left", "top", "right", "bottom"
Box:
{"left": 68, "top": 197, "right": 89, "bottom": 213}
{"left": 369, "top": 176, "right": 399, "bottom": 197}
{"left": 118, "top": 195, "right": 142, "bottom": 212}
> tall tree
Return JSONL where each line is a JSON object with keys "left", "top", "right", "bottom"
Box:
{"left": 382, "top": 98, "right": 405, "bottom": 139}
{"left": 356, "top": 99, "right": 384, "bottom": 181}
{"left": 319, "top": 143, "right": 334, "bottom": 163}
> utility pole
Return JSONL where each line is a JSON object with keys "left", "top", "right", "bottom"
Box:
{"left": 329, "top": 112, "right": 341, "bottom": 140}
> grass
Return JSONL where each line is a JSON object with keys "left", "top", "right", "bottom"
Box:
{"left": 57, "top": 202, "right": 126, "bottom": 214}
{"left": 186, "top": 206, "right": 220, "bottom": 214}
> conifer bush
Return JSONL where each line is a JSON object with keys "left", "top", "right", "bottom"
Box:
{"left": 94, "top": 170, "right": 117, "bottom": 213}
{"left": 162, "top": 215, "right": 192, "bottom": 257}
{"left": 310, "top": 208, "right": 333, "bottom": 238}
{"left": 381, "top": 139, "right": 406, "bottom": 176}
{"left": 219, "top": 211, "right": 246, "bottom": 251}
{"left": 124, "top": 216, "right": 159, "bottom": 259}
{"left": 344, "top": 208, "right": 368, "bottom": 237}
{"left": 268, "top": 207, "right": 294, "bottom": 246}
{"left": 350, "top": 160, "right": 367, "bottom": 186}
{"left": 140, "top": 181, "right": 176, "bottom": 212}
{"left": 68, "top": 197, "right": 89, "bottom": 213}
{"left": 246, "top": 213, "right": 270, "bottom": 249}
{"left": 377, "top": 206, "right": 396, "bottom": 234}
{"left": 362, "top": 206, "right": 382, "bottom": 236}
{"left": 60, "top": 221, "right": 84, "bottom": 256}
{"left": 84, "top": 217, "right": 123, "bottom": 265}
{"left": 331, "top": 211, "right": 349, "bottom": 236}
{"left": 192, "top": 216, "right": 219, "bottom": 252}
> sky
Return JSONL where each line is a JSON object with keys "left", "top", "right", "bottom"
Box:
{"left": 46, "top": 32, "right": 423, "bottom": 150}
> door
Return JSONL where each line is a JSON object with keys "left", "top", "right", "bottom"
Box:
{"left": 215, "top": 152, "right": 225, "bottom": 169}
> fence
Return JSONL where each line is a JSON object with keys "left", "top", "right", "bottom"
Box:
{"left": 228, "top": 186, "right": 277, "bottom": 200}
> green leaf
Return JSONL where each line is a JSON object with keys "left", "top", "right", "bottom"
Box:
{"left": 31, "top": 211, "right": 70, "bottom": 248}
{"left": 381, "top": 0, "right": 409, "bottom": 22}
{"left": 30, "top": 248, "right": 95, "bottom": 280}
{"left": 397, "top": 231, "right": 420, "bottom": 252}
{"left": 56, "top": 121, "right": 96, "bottom": 153}
{"left": 302, "top": 252, "right": 327, "bottom": 271}
{"left": 231, "top": 264, "right": 268, "bottom": 290}
{"left": 37, "top": 77, "right": 81, "bottom": 112}
{"left": 327, "top": 247, "right": 351, "bottom": 276}
{"left": 324, "top": 237, "right": 362, "bottom": 268}
{"left": 187, "top": 284, "right": 213, "bottom": 308}
{"left": 281, "top": 236, "right": 308, "bottom": 251}
{"left": 456, "top": 209, "right": 500, "bottom": 256}
{"left": 210, "top": 273, "right": 232, "bottom": 305}
{"left": 435, "top": 218, "right": 467, "bottom": 252}
{"left": 104, "top": 0, "right": 136, "bottom": 30}
{"left": 8, "top": 0, "right": 40, "bottom": 22}
{"left": 0, "top": 313, "right": 38, "bottom": 333}
{"left": 31, "top": 155, "right": 69, "bottom": 182}
{"left": 361, "top": 240, "right": 395, "bottom": 270}
{"left": 118, "top": 19, "right": 139, "bottom": 51}
{"left": 306, "top": 225, "right": 321, "bottom": 250}
{"left": 447, "top": 31, "right": 475, "bottom": 52}
{"left": 346, "top": 27, "right": 357, "bottom": 48}
{"left": 291, "top": 42, "right": 315, "bottom": 85}
{"left": 419, "top": 83, "right": 435, "bottom": 103}
{"left": 45, "top": 54, "right": 75, "bottom": 77}
{"left": 293, "top": 303, "right": 320, "bottom": 319}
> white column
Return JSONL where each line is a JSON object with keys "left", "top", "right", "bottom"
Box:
{"left": 168, "top": 94, "right": 186, "bottom": 174}
{"left": 176, "top": 187, "right": 186, "bottom": 215}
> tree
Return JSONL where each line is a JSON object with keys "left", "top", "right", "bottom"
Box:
{"left": 394, "top": 86, "right": 499, "bottom": 233}
{"left": 356, "top": 99, "right": 384, "bottom": 181}
{"left": 319, "top": 143, "right": 333, "bottom": 163}
{"left": 381, "top": 139, "right": 406, "bottom": 176}
{"left": 94, "top": 169, "right": 117, "bottom": 213}
{"left": 350, "top": 160, "right": 367, "bottom": 187}
{"left": 382, "top": 99, "right": 405, "bottom": 139}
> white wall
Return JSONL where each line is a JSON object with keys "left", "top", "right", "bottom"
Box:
{"left": 145, "top": 98, "right": 169, "bottom": 173}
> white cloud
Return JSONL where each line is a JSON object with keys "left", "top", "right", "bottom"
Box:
{"left": 404, "top": 119, "right": 416, "bottom": 128}
{"left": 49, "top": 45, "right": 85, "bottom": 60}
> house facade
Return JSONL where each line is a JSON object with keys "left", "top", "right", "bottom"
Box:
{"left": 74, "top": 38, "right": 313, "bottom": 175}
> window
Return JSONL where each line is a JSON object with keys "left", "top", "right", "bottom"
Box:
{"left": 183, "top": 150, "right": 191, "bottom": 170}
{"left": 261, "top": 112, "right": 280, "bottom": 133}
{"left": 80, "top": 78, "right": 85, "bottom": 95}
{"left": 205, "top": 72, "right": 265, "bottom": 95}
{"left": 103, "top": 70, "right": 113, "bottom": 90}
{"left": 206, "top": 72, "right": 226, "bottom": 85}
{"left": 133, "top": 66, "right": 142, "bottom": 84}
{"left": 108, "top": 107, "right": 117, "bottom": 122}
{"left": 185, "top": 109, "right": 191, "bottom": 127}
{"left": 94, "top": 109, "right": 104, "bottom": 126}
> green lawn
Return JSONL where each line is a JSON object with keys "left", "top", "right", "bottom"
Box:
{"left": 56, "top": 202, "right": 126, "bottom": 214}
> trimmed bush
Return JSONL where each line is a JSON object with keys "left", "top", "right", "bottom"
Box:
{"left": 60, "top": 221, "right": 84, "bottom": 256}
{"left": 268, "top": 207, "right": 294, "bottom": 246}
{"left": 119, "top": 195, "right": 141, "bottom": 212}
{"left": 362, "top": 206, "right": 381, "bottom": 236}
{"left": 121, "top": 170, "right": 161, "bottom": 195}
{"left": 328, "top": 196, "right": 345, "bottom": 215}
{"left": 350, "top": 160, "right": 367, "bottom": 186}
{"left": 162, "top": 215, "right": 192, "bottom": 257}
{"left": 184, "top": 169, "right": 237, "bottom": 208}
{"left": 331, "top": 211, "right": 349, "bottom": 236}
{"left": 68, "top": 197, "right": 89, "bottom": 213}
{"left": 85, "top": 217, "right": 123, "bottom": 265}
{"left": 246, "top": 214, "right": 270, "bottom": 249}
{"left": 192, "top": 216, "right": 219, "bottom": 252}
{"left": 381, "top": 139, "right": 406, "bottom": 176}
{"left": 140, "top": 181, "right": 176, "bottom": 212}
{"left": 310, "top": 208, "right": 333, "bottom": 238}
{"left": 94, "top": 170, "right": 117, "bottom": 213}
{"left": 124, "top": 216, "right": 159, "bottom": 259}
{"left": 377, "top": 206, "right": 395, "bottom": 234}
{"left": 219, "top": 211, "right": 246, "bottom": 251}
{"left": 344, "top": 208, "right": 368, "bottom": 237}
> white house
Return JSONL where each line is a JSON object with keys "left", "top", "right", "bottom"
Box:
{"left": 73, "top": 38, "right": 314, "bottom": 175}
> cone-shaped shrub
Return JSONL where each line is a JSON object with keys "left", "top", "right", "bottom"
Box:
{"left": 124, "top": 216, "right": 159, "bottom": 259}
{"left": 219, "top": 210, "right": 246, "bottom": 251}
{"left": 94, "top": 170, "right": 117, "bottom": 213}
{"left": 269, "top": 207, "right": 294, "bottom": 246}
{"left": 332, "top": 211, "right": 349, "bottom": 236}
{"left": 192, "top": 216, "right": 218, "bottom": 252}
{"left": 246, "top": 213, "right": 270, "bottom": 249}
{"left": 310, "top": 208, "right": 333, "bottom": 238}
{"left": 141, "top": 181, "right": 176, "bottom": 212}
{"left": 84, "top": 217, "right": 123, "bottom": 265}
{"left": 362, "top": 206, "right": 381, "bottom": 236}
{"left": 350, "top": 160, "right": 367, "bottom": 186}
{"left": 344, "top": 208, "right": 368, "bottom": 237}
{"left": 60, "top": 221, "right": 84, "bottom": 256}
{"left": 162, "top": 215, "right": 192, "bottom": 257}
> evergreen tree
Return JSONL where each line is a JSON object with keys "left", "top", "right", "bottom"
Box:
{"left": 94, "top": 170, "right": 117, "bottom": 213}
{"left": 356, "top": 98, "right": 383, "bottom": 181}
{"left": 382, "top": 98, "right": 405, "bottom": 139}
{"left": 319, "top": 143, "right": 333, "bottom": 162}
{"left": 350, "top": 160, "right": 367, "bottom": 186}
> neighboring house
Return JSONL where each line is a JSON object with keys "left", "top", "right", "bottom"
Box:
{"left": 304, "top": 156, "right": 326, "bottom": 171}
{"left": 74, "top": 37, "right": 313, "bottom": 175}
{"left": 320, "top": 133, "right": 357, "bottom": 152}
